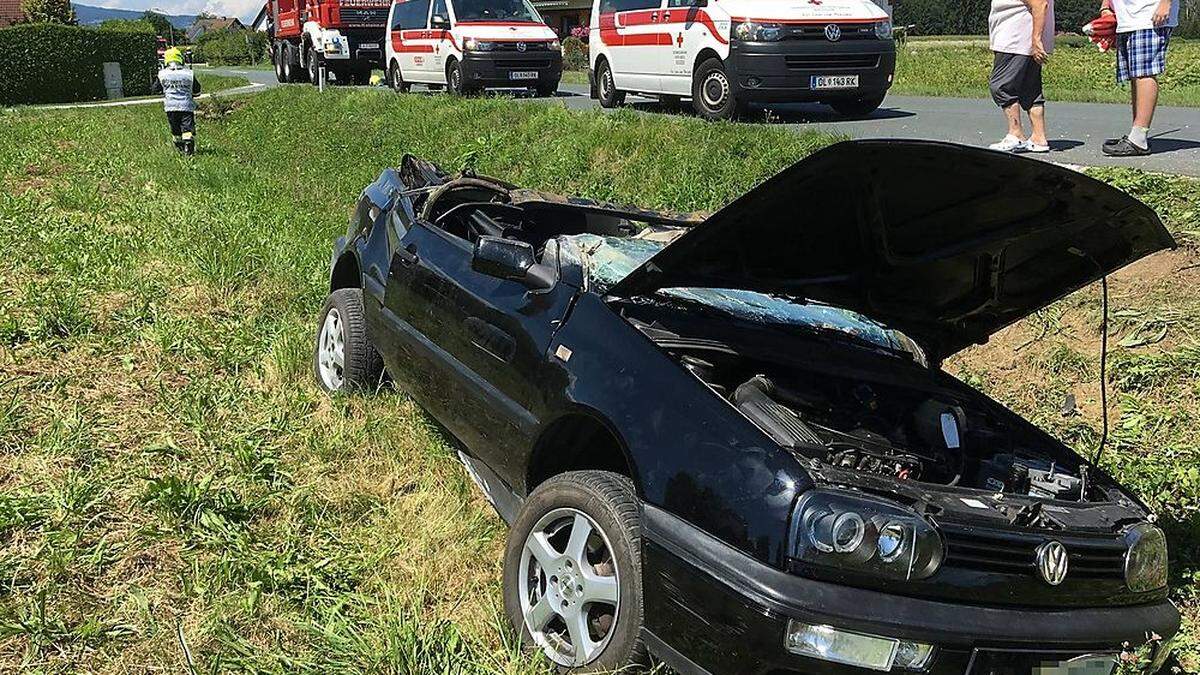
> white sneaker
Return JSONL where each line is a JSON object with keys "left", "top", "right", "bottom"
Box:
{"left": 1026, "top": 141, "right": 1050, "bottom": 153}
{"left": 989, "top": 135, "right": 1030, "bottom": 152}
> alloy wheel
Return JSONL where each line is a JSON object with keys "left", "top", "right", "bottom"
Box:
{"left": 317, "top": 308, "right": 345, "bottom": 390}
{"left": 519, "top": 508, "right": 620, "bottom": 667}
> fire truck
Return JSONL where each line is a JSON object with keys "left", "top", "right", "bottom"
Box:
{"left": 266, "top": 0, "right": 391, "bottom": 85}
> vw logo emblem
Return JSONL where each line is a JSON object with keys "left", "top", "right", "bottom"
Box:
{"left": 516, "top": 41, "right": 527, "bottom": 52}
{"left": 824, "top": 23, "right": 841, "bottom": 41}
{"left": 1035, "top": 540, "right": 1069, "bottom": 586}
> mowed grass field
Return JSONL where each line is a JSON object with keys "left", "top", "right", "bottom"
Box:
{"left": 895, "top": 38, "right": 1200, "bottom": 106}
{"left": 0, "top": 87, "right": 1198, "bottom": 673}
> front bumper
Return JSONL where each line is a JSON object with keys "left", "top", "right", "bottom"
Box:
{"left": 461, "top": 50, "right": 563, "bottom": 88}
{"left": 642, "top": 504, "right": 1180, "bottom": 675}
{"left": 726, "top": 38, "right": 896, "bottom": 103}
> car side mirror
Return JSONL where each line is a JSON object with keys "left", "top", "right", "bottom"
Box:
{"left": 472, "top": 236, "right": 555, "bottom": 290}
{"left": 431, "top": 14, "right": 449, "bottom": 28}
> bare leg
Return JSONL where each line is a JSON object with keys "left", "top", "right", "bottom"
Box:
{"left": 1003, "top": 103, "right": 1026, "bottom": 139}
{"left": 1027, "top": 104, "right": 1047, "bottom": 146}
{"left": 1133, "top": 76, "right": 1159, "bottom": 128}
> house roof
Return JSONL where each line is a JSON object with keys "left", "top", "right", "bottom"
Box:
{"left": 185, "top": 16, "right": 245, "bottom": 39}
{"left": 0, "top": 0, "right": 24, "bottom": 27}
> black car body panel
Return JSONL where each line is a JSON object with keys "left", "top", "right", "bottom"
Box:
{"left": 329, "top": 141, "right": 1179, "bottom": 674}
{"left": 607, "top": 140, "right": 1175, "bottom": 362}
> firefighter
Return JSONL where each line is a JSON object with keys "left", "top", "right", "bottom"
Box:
{"left": 152, "top": 47, "right": 201, "bottom": 155}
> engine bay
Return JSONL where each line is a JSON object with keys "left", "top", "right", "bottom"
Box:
{"left": 633, "top": 314, "right": 1123, "bottom": 506}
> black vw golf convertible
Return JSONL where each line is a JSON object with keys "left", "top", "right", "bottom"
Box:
{"left": 313, "top": 140, "right": 1179, "bottom": 674}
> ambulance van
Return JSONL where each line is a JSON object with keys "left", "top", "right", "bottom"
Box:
{"left": 386, "top": 0, "right": 563, "bottom": 95}
{"left": 589, "top": 0, "right": 895, "bottom": 120}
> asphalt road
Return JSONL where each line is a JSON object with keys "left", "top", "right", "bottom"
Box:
{"left": 214, "top": 67, "right": 1200, "bottom": 176}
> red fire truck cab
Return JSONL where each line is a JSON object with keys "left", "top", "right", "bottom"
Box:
{"left": 267, "top": 0, "right": 391, "bottom": 84}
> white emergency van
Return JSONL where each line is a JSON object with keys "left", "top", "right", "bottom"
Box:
{"left": 386, "top": 0, "right": 563, "bottom": 95}
{"left": 589, "top": 0, "right": 895, "bottom": 120}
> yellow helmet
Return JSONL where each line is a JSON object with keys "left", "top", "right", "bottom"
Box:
{"left": 164, "top": 47, "right": 184, "bottom": 65}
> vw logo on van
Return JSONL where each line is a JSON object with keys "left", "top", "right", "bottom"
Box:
{"left": 824, "top": 23, "right": 841, "bottom": 41}
{"left": 516, "top": 41, "right": 527, "bottom": 52}
{"left": 1035, "top": 540, "right": 1069, "bottom": 586}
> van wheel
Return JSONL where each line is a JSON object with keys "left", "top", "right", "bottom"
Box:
{"left": 503, "top": 471, "right": 648, "bottom": 671}
{"left": 389, "top": 62, "right": 410, "bottom": 93}
{"left": 595, "top": 60, "right": 625, "bottom": 108}
{"left": 692, "top": 57, "right": 739, "bottom": 121}
{"left": 447, "top": 60, "right": 476, "bottom": 95}
{"left": 830, "top": 93, "right": 886, "bottom": 118}
{"left": 307, "top": 46, "right": 322, "bottom": 86}
{"left": 273, "top": 44, "right": 286, "bottom": 83}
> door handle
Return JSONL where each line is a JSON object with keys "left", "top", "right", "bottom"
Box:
{"left": 663, "top": 10, "right": 670, "bottom": 21}
{"left": 396, "top": 244, "right": 419, "bottom": 265}
{"left": 650, "top": 11, "right": 658, "bottom": 21}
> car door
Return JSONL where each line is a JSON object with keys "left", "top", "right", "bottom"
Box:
{"left": 660, "top": 0, "right": 711, "bottom": 95}
{"left": 429, "top": 0, "right": 452, "bottom": 76}
{"left": 390, "top": 0, "right": 436, "bottom": 81}
{"left": 597, "top": 0, "right": 667, "bottom": 92}
{"left": 383, "top": 221, "right": 576, "bottom": 483}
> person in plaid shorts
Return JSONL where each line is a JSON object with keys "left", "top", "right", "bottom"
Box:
{"left": 1100, "top": 0, "right": 1179, "bottom": 156}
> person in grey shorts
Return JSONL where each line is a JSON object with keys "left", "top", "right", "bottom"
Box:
{"left": 987, "top": 0, "right": 1055, "bottom": 153}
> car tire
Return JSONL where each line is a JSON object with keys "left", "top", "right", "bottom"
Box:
{"left": 595, "top": 60, "right": 625, "bottom": 108}
{"left": 830, "top": 93, "right": 886, "bottom": 118}
{"left": 503, "top": 471, "right": 648, "bottom": 672}
{"left": 307, "top": 46, "right": 321, "bottom": 86}
{"left": 447, "top": 59, "right": 472, "bottom": 95}
{"left": 390, "top": 62, "right": 410, "bottom": 93}
{"left": 282, "top": 45, "right": 296, "bottom": 83}
{"left": 273, "top": 44, "right": 286, "bottom": 83}
{"left": 692, "top": 57, "right": 739, "bottom": 121}
{"left": 313, "top": 288, "right": 384, "bottom": 394}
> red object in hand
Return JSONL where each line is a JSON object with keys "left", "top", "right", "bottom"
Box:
{"left": 1082, "top": 13, "right": 1118, "bottom": 52}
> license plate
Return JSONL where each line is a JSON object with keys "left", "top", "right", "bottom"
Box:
{"left": 358, "top": 43, "right": 379, "bottom": 49}
{"left": 1036, "top": 654, "right": 1118, "bottom": 675}
{"left": 509, "top": 71, "right": 538, "bottom": 80}
{"left": 811, "top": 75, "right": 859, "bottom": 90}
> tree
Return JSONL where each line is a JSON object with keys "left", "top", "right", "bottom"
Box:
{"left": 19, "top": 0, "right": 77, "bottom": 24}
{"left": 142, "top": 11, "right": 175, "bottom": 40}
{"left": 98, "top": 19, "right": 155, "bottom": 33}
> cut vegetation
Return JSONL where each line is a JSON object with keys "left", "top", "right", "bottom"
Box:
{"left": 0, "top": 87, "right": 1198, "bottom": 673}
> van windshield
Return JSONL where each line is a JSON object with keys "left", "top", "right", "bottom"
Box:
{"left": 454, "top": 0, "right": 541, "bottom": 22}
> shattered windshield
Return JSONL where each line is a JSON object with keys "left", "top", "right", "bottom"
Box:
{"left": 566, "top": 233, "right": 926, "bottom": 363}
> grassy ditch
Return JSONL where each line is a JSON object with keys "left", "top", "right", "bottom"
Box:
{"left": 0, "top": 86, "right": 1198, "bottom": 672}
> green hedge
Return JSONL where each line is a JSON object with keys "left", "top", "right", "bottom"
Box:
{"left": 193, "top": 29, "right": 269, "bottom": 66}
{"left": 894, "top": 0, "right": 1121, "bottom": 36}
{"left": 0, "top": 23, "right": 157, "bottom": 105}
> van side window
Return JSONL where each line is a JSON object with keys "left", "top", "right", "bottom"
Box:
{"left": 598, "top": 0, "right": 657, "bottom": 12}
{"left": 394, "top": 0, "right": 431, "bottom": 29}
{"left": 431, "top": 0, "right": 448, "bottom": 23}
{"left": 665, "top": 0, "right": 700, "bottom": 6}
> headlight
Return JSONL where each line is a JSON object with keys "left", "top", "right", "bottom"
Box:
{"left": 875, "top": 20, "right": 892, "bottom": 39}
{"left": 791, "top": 490, "right": 943, "bottom": 581}
{"left": 733, "top": 21, "right": 783, "bottom": 42}
{"left": 548, "top": 39, "right": 561, "bottom": 51}
{"left": 1125, "top": 523, "right": 1168, "bottom": 592}
{"left": 464, "top": 38, "right": 496, "bottom": 51}
{"left": 323, "top": 36, "right": 343, "bottom": 53}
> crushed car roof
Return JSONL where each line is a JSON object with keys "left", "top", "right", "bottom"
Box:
{"left": 605, "top": 139, "right": 1175, "bottom": 360}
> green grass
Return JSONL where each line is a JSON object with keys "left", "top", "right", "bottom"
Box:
{"left": 894, "top": 37, "right": 1200, "bottom": 106}
{"left": 0, "top": 86, "right": 1198, "bottom": 673}
{"left": 194, "top": 72, "right": 252, "bottom": 93}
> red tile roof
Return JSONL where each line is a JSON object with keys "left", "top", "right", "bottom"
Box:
{"left": 0, "top": 0, "right": 23, "bottom": 27}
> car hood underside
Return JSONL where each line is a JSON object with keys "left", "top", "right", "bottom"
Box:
{"left": 605, "top": 140, "right": 1175, "bottom": 361}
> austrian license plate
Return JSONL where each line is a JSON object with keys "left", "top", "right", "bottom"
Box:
{"left": 1036, "top": 654, "right": 1118, "bottom": 675}
{"left": 358, "top": 43, "right": 379, "bottom": 49}
{"left": 811, "top": 74, "right": 859, "bottom": 90}
{"left": 509, "top": 71, "right": 538, "bottom": 80}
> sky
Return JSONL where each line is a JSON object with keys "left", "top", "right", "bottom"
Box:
{"left": 81, "top": 0, "right": 262, "bottom": 22}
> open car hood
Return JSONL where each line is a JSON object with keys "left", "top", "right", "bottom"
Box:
{"left": 605, "top": 140, "right": 1175, "bottom": 361}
